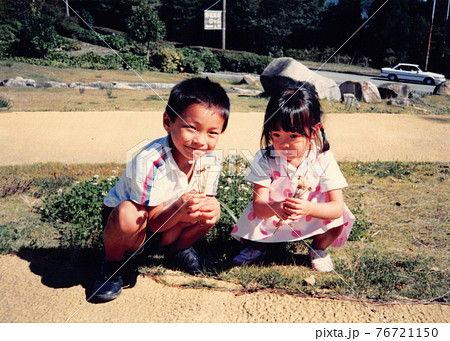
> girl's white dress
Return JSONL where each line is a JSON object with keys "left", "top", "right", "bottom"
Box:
{"left": 231, "top": 146, "right": 355, "bottom": 247}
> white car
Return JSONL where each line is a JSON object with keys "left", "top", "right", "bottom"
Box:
{"left": 380, "top": 63, "right": 446, "bottom": 85}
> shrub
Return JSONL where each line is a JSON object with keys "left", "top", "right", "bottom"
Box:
{"left": 0, "top": 96, "right": 12, "bottom": 111}
{"left": 215, "top": 50, "right": 273, "bottom": 74}
{"left": 0, "top": 176, "right": 33, "bottom": 197}
{"left": 40, "top": 176, "right": 118, "bottom": 248}
{"left": 148, "top": 45, "right": 182, "bottom": 73}
{"left": 179, "top": 47, "right": 206, "bottom": 73}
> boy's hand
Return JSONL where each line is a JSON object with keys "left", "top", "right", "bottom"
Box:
{"left": 283, "top": 197, "right": 313, "bottom": 220}
{"left": 197, "top": 196, "right": 221, "bottom": 225}
{"left": 177, "top": 190, "right": 206, "bottom": 223}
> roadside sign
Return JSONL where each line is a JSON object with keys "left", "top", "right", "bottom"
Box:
{"left": 204, "top": 10, "right": 222, "bottom": 30}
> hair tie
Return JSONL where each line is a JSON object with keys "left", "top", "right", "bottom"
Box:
{"left": 321, "top": 127, "right": 326, "bottom": 140}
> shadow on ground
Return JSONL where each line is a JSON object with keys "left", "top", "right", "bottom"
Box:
{"left": 15, "top": 243, "right": 310, "bottom": 301}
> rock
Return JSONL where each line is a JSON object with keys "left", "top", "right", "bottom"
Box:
{"left": 35, "top": 81, "right": 67, "bottom": 88}
{"left": 68, "top": 82, "right": 85, "bottom": 88}
{"left": 387, "top": 98, "right": 410, "bottom": 107}
{"left": 339, "top": 80, "right": 382, "bottom": 103}
{"left": 260, "top": 57, "right": 341, "bottom": 100}
{"left": 86, "top": 81, "right": 112, "bottom": 89}
{"left": 378, "top": 83, "right": 411, "bottom": 99}
{"left": 1, "top": 76, "right": 36, "bottom": 87}
{"left": 303, "top": 275, "right": 316, "bottom": 286}
{"left": 227, "top": 87, "right": 262, "bottom": 96}
{"left": 342, "top": 93, "right": 360, "bottom": 109}
{"left": 240, "top": 75, "right": 258, "bottom": 86}
{"left": 408, "top": 92, "right": 429, "bottom": 106}
{"left": 433, "top": 80, "right": 450, "bottom": 96}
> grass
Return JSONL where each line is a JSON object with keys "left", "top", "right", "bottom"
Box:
{"left": 0, "top": 161, "right": 448, "bottom": 302}
{"left": 1, "top": 61, "right": 449, "bottom": 114}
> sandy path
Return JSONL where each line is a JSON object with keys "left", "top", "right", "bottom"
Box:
{"left": 1, "top": 255, "right": 448, "bottom": 323}
{"left": 0, "top": 111, "right": 449, "bottom": 165}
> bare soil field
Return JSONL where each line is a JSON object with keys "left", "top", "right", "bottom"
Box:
{"left": 0, "top": 111, "right": 449, "bottom": 165}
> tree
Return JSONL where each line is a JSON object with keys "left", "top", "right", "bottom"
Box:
{"left": 126, "top": 0, "right": 166, "bottom": 61}
{"left": 15, "top": 4, "right": 60, "bottom": 58}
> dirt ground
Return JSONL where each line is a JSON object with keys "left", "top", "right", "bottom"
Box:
{"left": 0, "top": 111, "right": 449, "bottom": 165}
{"left": 0, "top": 111, "right": 449, "bottom": 323}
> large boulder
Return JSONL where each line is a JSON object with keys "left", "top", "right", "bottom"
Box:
{"left": 260, "top": 57, "right": 341, "bottom": 100}
{"left": 1, "top": 76, "right": 36, "bottom": 87}
{"left": 339, "top": 80, "right": 382, "bottom": 103}
{"left": 433, "top": 80, "right": 450, "bottom": 96}
{"left": 378, "top": 83, "right": 411, "bottom": 99}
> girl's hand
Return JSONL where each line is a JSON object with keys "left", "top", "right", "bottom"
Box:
{"left": 283, "top": 197, "right": 313, "bottom": 220}
{"left": 272, "top": 201, "right": 292, "bottom": 221}
{"left": 177, "top": 190, "right": 206, "bottom": 223}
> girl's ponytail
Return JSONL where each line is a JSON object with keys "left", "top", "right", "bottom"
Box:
{"left": 320, "top": 127, "right": 330, "bottom": 152}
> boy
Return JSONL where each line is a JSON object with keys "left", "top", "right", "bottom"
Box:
{"left": 91, "top": 77, "right": 230, "bottom": 302}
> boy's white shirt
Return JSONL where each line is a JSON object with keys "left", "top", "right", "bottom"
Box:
{"left": 104, "top": 135, "right": 221, "bottom": 208}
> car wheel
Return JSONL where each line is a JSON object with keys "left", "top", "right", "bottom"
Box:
{"left": 424, "top": 78, "right": 434, "bottom": 85}
{"left": 388, "top": 74, "right": 398, "bottom": 81}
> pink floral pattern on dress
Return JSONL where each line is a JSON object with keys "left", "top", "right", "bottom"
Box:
{"left": 323, "top": 219, "right": 331, "bottom": 225}
{"left": 272, "top": 171, "right": 280, "bottom": 180}
{"left": 232, "top": 225, "right": 238, "bottom": 234}
{"left": 305, "top": 215, "right": 312, "bottom": 222}
{"left": 283, "top": 188, "right": 292, "bottom": 198}
{"left": 291, "top": 230, "right": 302, "bottom": 238}
{"left": 248, "top": 211, "right": 256, "bottom": 221}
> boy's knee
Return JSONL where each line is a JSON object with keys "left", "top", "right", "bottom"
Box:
{"left": 110, "top": 201, "right": 148, "bottom": 234}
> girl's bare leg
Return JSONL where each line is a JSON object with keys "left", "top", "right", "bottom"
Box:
{"left": 311, "top": 225, "right": 344, "bottom": 250}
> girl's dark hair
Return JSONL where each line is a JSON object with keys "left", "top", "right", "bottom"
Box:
{"left": 165, "top": 77, "right": 230, "bottom": 132}
{"left": 261, "top": 84, "right": 330, "bottom": 156}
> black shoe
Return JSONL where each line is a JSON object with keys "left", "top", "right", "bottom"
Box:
{"left": 166, "top": 246, "right": 212, "bottom": 275}
{"left": 90, "top": 259, "right": 123, "bottom": 303}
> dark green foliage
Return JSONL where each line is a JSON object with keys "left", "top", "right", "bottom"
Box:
{"left": 0, "top": 224, "right": 34, "bottom": 255}
{"left": 0, "top": 95, "right": 11, "bottom": 111}
{"left": 347, "top": 206, "right": 372, "bottom": 241}
{"left": 346, "top": 161, "right": 415, "bottom": 180}
{"left": 215, "top": 51, "right": 273, "bottom": 74}
{"left": 40, "top": 176, "right": 118, "bottom": 248}
{"left": 126, "top": 1, "right": 166, "bottom": 45}
{"left": 14, "top": 5, "right": 60, "bottom": 58}
{"left": 179, "top": 47, "right": 221, "bottom": 73}
{"left": 202, "top": 172, "right": 253, "bottom": 251}
{"left": 33, "top": 174, "right": 74, "bottom": 197}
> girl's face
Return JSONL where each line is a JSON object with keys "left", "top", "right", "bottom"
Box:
{"left": 270, "top": 124, "right": 320, "bottom": 167}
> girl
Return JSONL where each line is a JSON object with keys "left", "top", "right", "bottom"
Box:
{"left": 231, "top": 86, "right": 355, "bottom": 272}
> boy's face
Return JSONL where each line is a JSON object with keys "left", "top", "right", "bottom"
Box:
{"left": 163, "top": 103, "right": 225, "bottom": 168}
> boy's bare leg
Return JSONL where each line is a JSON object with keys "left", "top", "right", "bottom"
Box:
{"left": 103, "top": 200, "right": 148, "bottom": 262}
{"left": 161, "top": 221, "right": 214, "bottom": 253}
{"left": 311, "top": 225, "right": 344, "bottom": 250}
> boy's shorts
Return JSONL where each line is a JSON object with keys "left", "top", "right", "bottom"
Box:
{"left": 101, "top": 204, "right": 164, "bottom": 255}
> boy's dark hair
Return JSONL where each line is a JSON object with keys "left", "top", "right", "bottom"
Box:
{"left": 261, "top": 84, "right": 330, "bottom": 156}
{"left": 165, "top": 77, "right": 230, "bottom": 132}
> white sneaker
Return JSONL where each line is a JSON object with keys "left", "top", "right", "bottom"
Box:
{"left": 232, "top": 247, "right": 267, "bottom": 266}
{"left": 309, "top": 248, "right": 333, "bottom": 272}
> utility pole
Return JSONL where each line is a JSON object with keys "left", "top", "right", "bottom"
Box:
{"left": 425, "top": 0, "right": 436, "bottom": 71}
{"left": 222, "top": 0, "right": 226, "bottom": 50}
{"left": 65, "top": 0, "right": 70, "bottom": 17}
